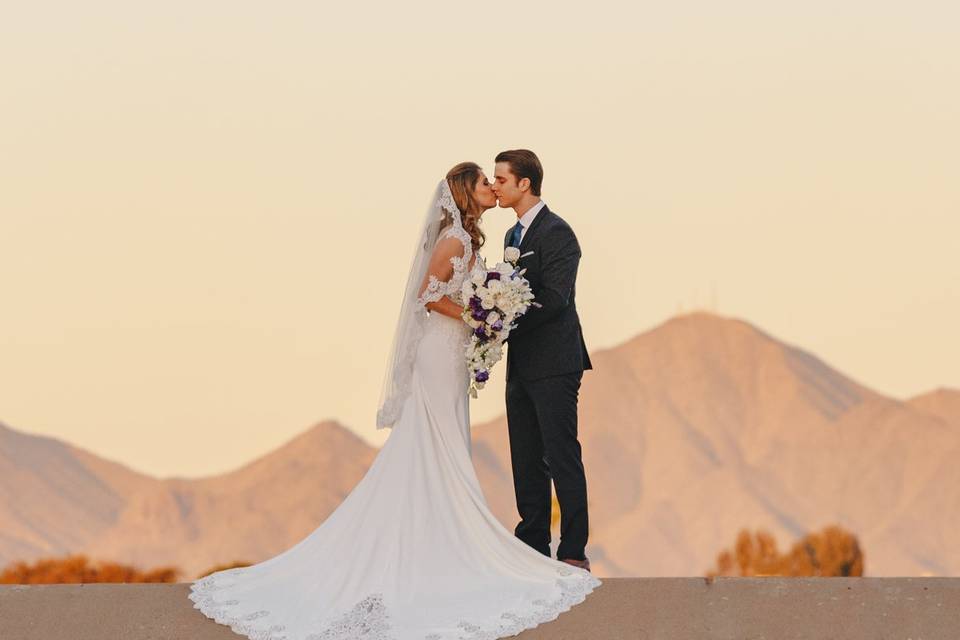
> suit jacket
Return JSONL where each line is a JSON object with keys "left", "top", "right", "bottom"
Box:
{"left": 503, "top": 204, "right": 593, "bottom": 381}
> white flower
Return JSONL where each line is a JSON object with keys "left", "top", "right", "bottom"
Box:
{"left": 462, "top": 265, "right": 536, "bottom": 398}
{"left": 504, "top": 246, "right": 521, "bottom": 263}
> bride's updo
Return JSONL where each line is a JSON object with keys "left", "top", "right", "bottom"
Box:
{"left": 444, "top": 162, "right": 486, "bottom": 253}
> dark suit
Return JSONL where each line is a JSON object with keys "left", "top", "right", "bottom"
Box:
{"left": 503, "top": 203, "right": 592, "bottom": 561}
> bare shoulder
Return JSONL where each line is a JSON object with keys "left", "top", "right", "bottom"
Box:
{"left": 432, "top": 234, "right": 466, "bottom": 259}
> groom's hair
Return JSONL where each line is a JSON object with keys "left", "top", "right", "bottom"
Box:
{"left": 495, "top": 149, "right": 543, "bottom": 196}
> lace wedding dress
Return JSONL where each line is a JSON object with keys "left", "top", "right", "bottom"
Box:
{"left": 188, "top": 182, "right": 601, "bottom": 639}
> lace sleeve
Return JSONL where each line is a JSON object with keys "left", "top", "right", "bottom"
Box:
{"left": 417, "top": 274, "right": 445, "bottom": 306}
{"left": 415, "top": 231, "right": 470, "bottom": 307}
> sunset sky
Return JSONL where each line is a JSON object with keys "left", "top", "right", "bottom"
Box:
{"left": 2, "top": 1, "right": 958, "bottom": 478}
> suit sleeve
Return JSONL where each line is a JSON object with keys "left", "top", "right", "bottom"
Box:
{"left": 508, "top": 225, "right": 581, "bottom": 339}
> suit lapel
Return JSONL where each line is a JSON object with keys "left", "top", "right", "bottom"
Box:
{"left": 518, "top": 204, "right": 550, "bottom": 252}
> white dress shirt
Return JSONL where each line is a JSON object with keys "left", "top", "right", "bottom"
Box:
{"left": 517, "top": 200, "right": 546, "bottom": 243}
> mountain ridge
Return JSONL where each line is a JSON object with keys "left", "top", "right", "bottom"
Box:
{"left": 2, "top": 311, "right": 957, "bottom": 577}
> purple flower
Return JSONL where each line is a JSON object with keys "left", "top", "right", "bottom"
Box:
{"left": 485, "top": 271, "right": 501, "bottom": 283}
{"left": 471, "top": 307, "right": 487, "bottom": 321}
{"left": 491, "top": 320, "right": 503, "bottom": 332}
{"left": 475, "top": 370, "right": 490, "bottom": 383}
{"left": 473, "top": 326, "right": 488, "bottom": 341}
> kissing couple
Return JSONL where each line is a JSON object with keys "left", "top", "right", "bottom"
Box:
{"left": 189, "top": 149, "right": 599, "bottom": 640}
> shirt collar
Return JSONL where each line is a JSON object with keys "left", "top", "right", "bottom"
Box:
{"left": 518, "top": 200, "right": 546, "bottom": 229}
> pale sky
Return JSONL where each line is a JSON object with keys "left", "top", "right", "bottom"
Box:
{"left": 2, "top": 1, "right": 958, "bottom": 479}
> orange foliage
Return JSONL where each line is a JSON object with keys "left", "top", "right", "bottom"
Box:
{"left": 195, "top": 560, "right": 252, "bottom": 580}
{"left": 1, "top": 553, "right": 182, "bottom": 584}
{"left": 708, "top": 525, "right": 864, "bottom": 577}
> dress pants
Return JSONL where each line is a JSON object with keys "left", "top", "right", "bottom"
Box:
{"left": 505, "top": 370, "right": 588, "bottom": 561}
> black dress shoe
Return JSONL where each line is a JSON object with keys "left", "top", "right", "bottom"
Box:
{"left": 559, "top": 557, "right": 591, "bottom": 573}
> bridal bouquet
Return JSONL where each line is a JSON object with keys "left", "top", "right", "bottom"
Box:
{"left": 460, "top": 246, "right": 538, "bottom": 397}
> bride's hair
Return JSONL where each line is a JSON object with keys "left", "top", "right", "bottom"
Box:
{"left": 444, "top": 162, "right": 486, "bottom": 253}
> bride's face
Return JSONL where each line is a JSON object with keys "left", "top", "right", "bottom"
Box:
{"left": 474, "top": 172, "right": 498, "bottom": 210}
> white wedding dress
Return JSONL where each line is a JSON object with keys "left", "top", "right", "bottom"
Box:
{"left": 188, "top": 183, "right": 601, "bottom": 639}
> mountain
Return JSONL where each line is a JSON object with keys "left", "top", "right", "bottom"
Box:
{"left": 2, "top": 312, "right": 958, "bottom": 578}
{"left": 0, "top": 422, "right": 155, "bottom": 562}
{"left": 0, "top": 421, "right": 379, "bottom": 578}
{"left": 470, "top": 312, "right": 960, "bottom": 576}
{"left": 908, "top": 388, "right": 960, "bottom": 429}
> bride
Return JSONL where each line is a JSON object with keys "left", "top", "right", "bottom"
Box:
{"left": 188, "top": 162, "right": 602, "bottom": 639}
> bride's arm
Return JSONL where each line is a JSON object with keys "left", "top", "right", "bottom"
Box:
{"left": 417, "top": 236, "right": 467, "bottom": 321}
{"left": 426, "top": 295, "right": 464, "bottom": 320}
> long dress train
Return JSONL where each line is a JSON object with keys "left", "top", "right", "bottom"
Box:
{"left": 188, "top": 254, "right": 601, "bottom": 639}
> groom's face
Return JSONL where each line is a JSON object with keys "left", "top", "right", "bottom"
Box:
{"left": 492, "top": 162, "right": 528, "bottom": 209}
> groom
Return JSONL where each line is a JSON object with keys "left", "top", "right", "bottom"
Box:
{"left": 492, "top": 149, "right": 594, "bottom": 572}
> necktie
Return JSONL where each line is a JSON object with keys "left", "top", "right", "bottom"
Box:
{"left": 509, "top": 221, "right": 523, "bottom": 248}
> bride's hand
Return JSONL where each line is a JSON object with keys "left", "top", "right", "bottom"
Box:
{"left": 425, "top": 296, "right": 466, "bottom": 321}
